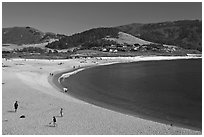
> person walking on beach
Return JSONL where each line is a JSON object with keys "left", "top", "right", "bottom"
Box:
{"left": 53, "top": 116, "right": 57, "bottom": 127}
{"left": 49, "top": 116, "right": 57, "bottom": 127}
{"left": 14, "top": 101, "right": 18, "bottom": 112}
{"left": 60, "top": 108, "right": 63, "bottom": 117}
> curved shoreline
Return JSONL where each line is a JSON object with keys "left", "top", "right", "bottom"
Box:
{"left": 50, "top": 56, "right": 202, "bottom": 132}
{"left": 49, "top": 59, "right": 122, "bottom": 92}
{"left": 57, "top": 55, "right": 202, "bottom": 84}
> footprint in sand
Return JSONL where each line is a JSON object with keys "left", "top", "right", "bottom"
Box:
{"left": 3, "top": 119, "right": 8, "bottom": 122}
{"left": 7, "top": 110, "right": 15, "bottom": 113}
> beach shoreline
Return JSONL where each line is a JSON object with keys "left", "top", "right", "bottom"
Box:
{"left": 54, "top": 55, "right": 202, "bottom": 92}
{"left": 51, "top": 56, "right": 202, "bottom": 131}
{"left": 2, "top": 56, "right": 202, "bottom": 135}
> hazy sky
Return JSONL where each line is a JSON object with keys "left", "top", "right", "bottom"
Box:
{"left": 2, "top": 2, "right": 202, "bottom": 35}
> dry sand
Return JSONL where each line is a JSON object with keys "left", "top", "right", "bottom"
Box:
{"left": 2, "top": 56, "right": 202, "bottom": 135}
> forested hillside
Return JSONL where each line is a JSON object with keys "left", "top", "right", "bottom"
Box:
{"left": 116, "top": 20, "right": 202, "bottom": 51}
{"left": 46, "top": 27, "right": 120, "bottom": 49}
{"left": 3, "top": 20, "right": 202, "bottom": 52}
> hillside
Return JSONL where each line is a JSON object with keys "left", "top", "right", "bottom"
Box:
{"left": 104, "top": 32, "right": 152, "bottom": 45}
{"left": 2, "top": 26, "right": 64, "bottom": 45}
{"left": 45, "top": 27, "right": 120, "bottom": 49}
{"left": 2, "top": 20, "right": 202, "bottom": 55}
{"left": 116, "top": 20, "right": 202, "bottom": 51}
{"left": 46, "top": 27, "right": 155, "bottom": 50}
{"left": 46, "top": 20, "right": 202, "bottom": 51}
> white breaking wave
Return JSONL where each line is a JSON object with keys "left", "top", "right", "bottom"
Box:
{"left": 58, "top": 68, "right": 85, "bottom": 83}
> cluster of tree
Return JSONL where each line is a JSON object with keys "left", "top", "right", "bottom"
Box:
{"left": 142, "top": 44, "right": 164, "bottom": 50}
{"left": 2, "top": 51, "right": 11, "bottom": 54}
{"left": 14, "top": 47, "right": 47, "bottom": 53}
{"left": 80, "top": 39, "right": 118, "bottom": 50}
{"left": 46, "top": 27, "right": 120, "bottom": 49}
{"left": 40, "top": 33, "right": 66, "bottom": 42}
{"left": 117, "top": 20, "right": 202, "bottom": 51}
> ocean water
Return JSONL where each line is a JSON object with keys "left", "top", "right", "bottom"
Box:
{"left": 61, "top": 59, "right": 202, "bottom": 130}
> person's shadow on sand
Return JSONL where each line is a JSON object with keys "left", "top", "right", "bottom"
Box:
{"left": 7, "top": 110, "right": 16, "bottom": 113}
{"left": 2, "top": 119, "right": 8, "bottom": 122}
{"left": 45, "top": 124, "right": 57, "bottom": 128}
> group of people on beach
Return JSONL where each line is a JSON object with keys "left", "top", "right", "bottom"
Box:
{"left": 13, "top": 101, "right": 63, "bottom": 127}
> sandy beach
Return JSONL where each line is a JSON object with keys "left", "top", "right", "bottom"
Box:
{"left": 2, "top": 56, "right": 202, "bottom": 135}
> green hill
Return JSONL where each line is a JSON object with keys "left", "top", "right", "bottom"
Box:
{"left": 46, "top": 20, "right": 202, "bottom": 51}
{"left": 116, "top": 20, "right": 202, "bottom": 51}
{"left": 2, "top": 26, "right": 63, "bottom": 45}
{"left": 45, "top": 27, "right": 120, "bottom": 49}
{"left": 3, "top": 20, "right": 202, "bottom": 52}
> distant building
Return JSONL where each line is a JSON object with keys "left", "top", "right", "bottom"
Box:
{"left": 109, "top": 49, "right": 113, "bottom": 52}
{"left": 113, "top": 49, "right": 118, "bottom": 53}
{"left": 102, "top": 48, "right": 107, "bottom": 52}
{"left": 134, "top": 47, "right": 139, "bottom": 51}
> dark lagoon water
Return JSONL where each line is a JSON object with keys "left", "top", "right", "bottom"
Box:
{"left": 61, "top": 59, "right": 202, "bottom": 130}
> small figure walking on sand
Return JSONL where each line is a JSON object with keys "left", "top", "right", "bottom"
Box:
{"left": 14, "top": 101, "right": 18, "bottom": 112}
{"left": 53, "top": 116, "right": 57, "bottom": 127}
{"left": 60, "top": 108, "right": 63, "bottom": 117}
{"left": 63, "top": 87, "right": 68, "bottom": 92}
{"left": 49, "top": 116, "right": 57, "bottom": 127}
